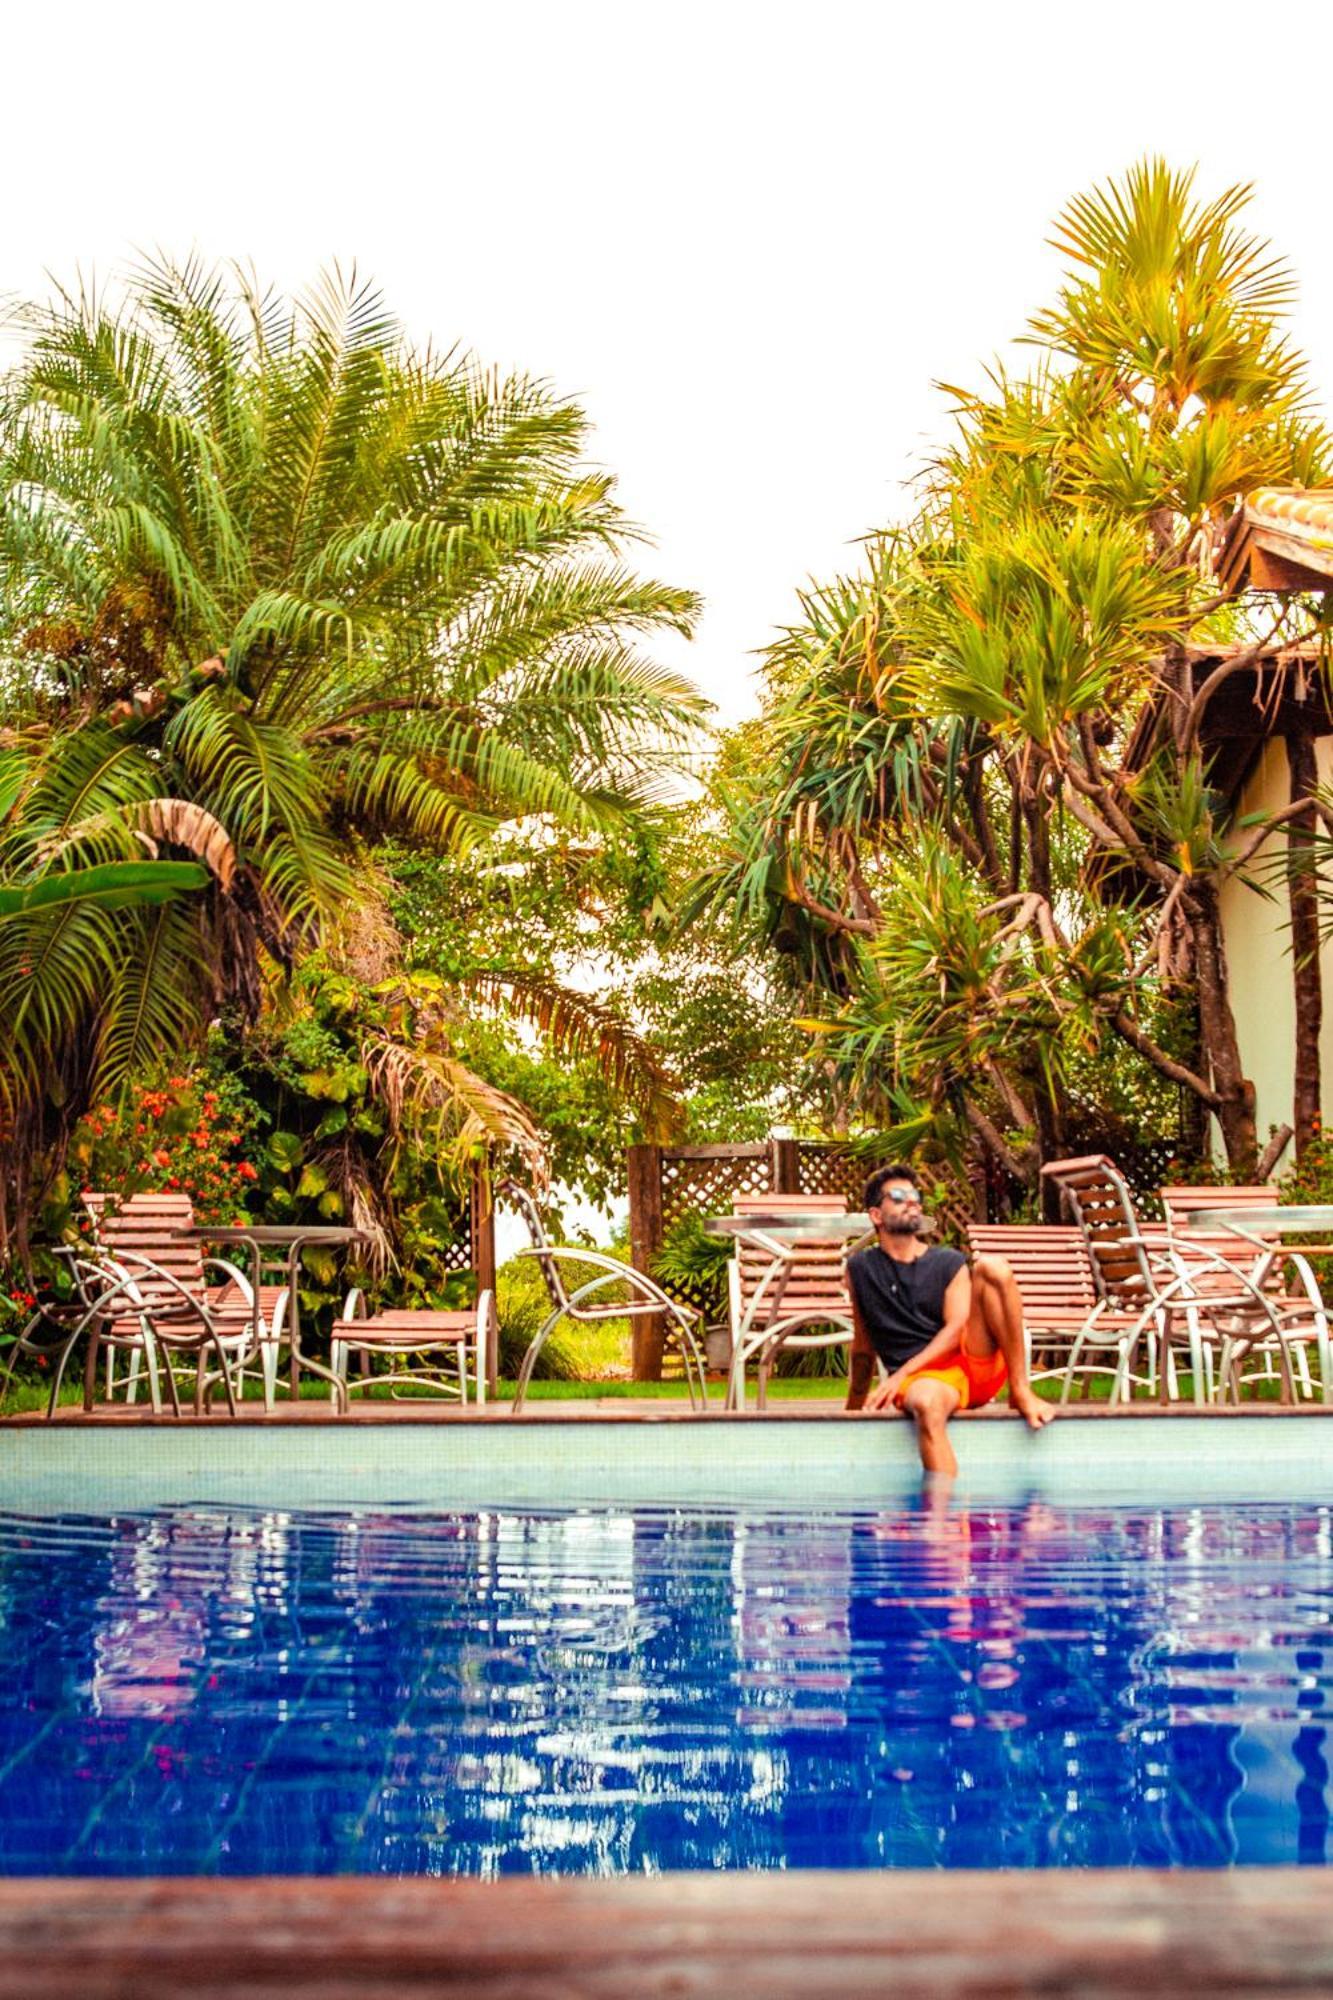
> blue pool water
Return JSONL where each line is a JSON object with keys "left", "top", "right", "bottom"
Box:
{"left": 0, "top": 1497, "right": 1330, "bottom": 1874}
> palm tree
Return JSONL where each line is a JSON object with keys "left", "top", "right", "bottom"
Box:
{"left": 0, "top": 258, "right": 705, "bottom": 1244}
{"left": 0, "top": 842, "right": 209, "bottom": 1254}
{"left": 704, "top": 162, "right": 1333, "bottom": 1187}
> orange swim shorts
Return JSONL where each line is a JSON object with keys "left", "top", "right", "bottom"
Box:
{"left": 893, "top": 1345, "right": 1008, "bottom": 1412}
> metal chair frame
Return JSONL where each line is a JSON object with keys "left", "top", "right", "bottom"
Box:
{"left": 41, "top": 1248, "right": 244, "bottom": 1418}
{"left": 724, "top": 1227, "right": 858, "bottom": 1411}
{"left": 1159, "top": 1186, "right": 1332, "bottom": 1404}
{"left": 331, "top": 1288, "right": 497, "bottom": 1404}
{"left": 81, "top": 1192, "right": 290, "bottom": 1411}
{"left": 501, "top": 1183, "right": 707, "bottom": 1414}
{"left": 1042, "top": 1155, "right": 1309, "bottom": 1405}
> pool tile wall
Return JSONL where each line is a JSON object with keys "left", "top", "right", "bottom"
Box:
{"left": 2, "top": 1411, "right": 1332, "bottom": 1511}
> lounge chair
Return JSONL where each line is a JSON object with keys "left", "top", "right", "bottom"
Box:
{"left": 1042, "top": 1154, "right": 1317, "bottom": 1405}
{"left": 82, "top": 1192, "right": 290, "bottom": 1409}
{"left": 328, "top": 1291, "right": 498, "bottom": 1404}
{"left": 724, "top": 1195, "right": 860, "bottom": 1411}
{"left": 501, "top": 1182, "right": 708, "bottom": 1414}
{"left": 965, "top": 1223, "right": 1150, "bottom": 1403}
{"left": 38, "top": 1198, "right": 266, "bottom": 1417}
{"left": 1158, "top": 1183, "right": 1331, "bottom": 1403}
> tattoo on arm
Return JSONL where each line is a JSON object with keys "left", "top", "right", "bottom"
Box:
{"left": 846, "top": 1297, "right": 875, "bottom": 1410}
{"left": 847, "top": 1351, "right": 875, "bottom": 1410}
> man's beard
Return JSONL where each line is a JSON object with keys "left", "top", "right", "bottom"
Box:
{"left": 880, "top": 1213, "right": 924, "bottom": 1236}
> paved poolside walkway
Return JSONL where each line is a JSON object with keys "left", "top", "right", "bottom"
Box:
{"left": 1, "top": 1870, "right": 1328, "bottom": 1996}
{"left": 6, "top": 1396, "right": 1327, "bottom": 1423}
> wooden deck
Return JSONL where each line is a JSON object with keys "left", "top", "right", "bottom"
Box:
{"left": 1, "top": 1869, "right": 1330, "bottom": 1997}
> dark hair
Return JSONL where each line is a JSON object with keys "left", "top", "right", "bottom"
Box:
{"left": 863, "top": 1163, "right": 920, "bottom": 1210}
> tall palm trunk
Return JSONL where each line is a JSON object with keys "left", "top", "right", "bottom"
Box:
{"left": 1186, "top": 880, "right": 1258, "bottom": 1177}
{"left": 1286, "top": 728, "right": 1322, "bottom": 1162}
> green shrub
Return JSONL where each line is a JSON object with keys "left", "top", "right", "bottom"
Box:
{"left": 495, "top": 1257, "right": 582, "bottom": 1380}
{"left": 770, "top": 1333, "right": 849, "bottom": 1379}
{"left": 651, "top": 1213, "right": 731, "bottom": 1320}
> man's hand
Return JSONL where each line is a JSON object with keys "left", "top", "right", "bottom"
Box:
{"left": 865, "top": 1368, "right": 909, "bottom": 1412}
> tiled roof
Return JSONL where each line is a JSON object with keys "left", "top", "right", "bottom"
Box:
{"left": 1249, "top": 488, "right": 1333, "bottom": 548}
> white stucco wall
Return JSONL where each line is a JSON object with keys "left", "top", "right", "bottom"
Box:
{"left": 1216, "top": 737, "right": 1333, "bottom": 1151}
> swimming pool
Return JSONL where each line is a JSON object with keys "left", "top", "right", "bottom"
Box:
{"left": 1, "top": 1494, "right": 1329, "bottom": 1874}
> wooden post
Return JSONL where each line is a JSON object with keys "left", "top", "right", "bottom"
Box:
{"left": 470, "top": 1156, "right": 498, "bottom": 1397}
{"left": 770, "top": 1134, "right": 800, "bottom": 1196}
{"left": 626, "top": 1143, "right": 666, "bottom": 1380}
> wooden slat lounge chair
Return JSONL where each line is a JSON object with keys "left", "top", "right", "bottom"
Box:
{"left": 966, "top": 1224, "right": 1148, "bottom": 1402}
{"left": 1158, "top": 1184, "right": 1331, "bottom": 1403}
{"left": 83, "top": 1192, "right": 290, "bottom": 1410}
{"left": 1042, "top": 1155, "right": 1318, "bottom": 1405}
{"left": 329, "top": 1292, "right": 498, "bottom": 1405}
{"left": 725, "top": 1196, "right": 860, "bottom": 1411}
{"left": 36, "top": 1192, "right": 266, "bottom": 1417}
{"left": 1159, "top": 1184, "right": 1277, "bottom": 1231}
{"left": 732, "top": 1195, "right": 852, "bottom": 1217}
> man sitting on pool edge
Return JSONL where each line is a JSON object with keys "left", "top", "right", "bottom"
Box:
{"left": 845, "top": 1164, "right": 1053, "bottom": 1475}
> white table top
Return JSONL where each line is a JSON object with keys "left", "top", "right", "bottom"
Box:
{"left": 1190, "top": 1205, "right": 1333, "bottom": 1234}
{"left": 704, "top": 1213, "right": 876, "bottom": 1240}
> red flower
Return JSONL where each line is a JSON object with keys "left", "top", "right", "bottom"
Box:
{"left": 153, "top": 1149, "right": 171, "bottom": 1168}
{"left": 236, "top": 1162, "right": 258, "bottom": 1182}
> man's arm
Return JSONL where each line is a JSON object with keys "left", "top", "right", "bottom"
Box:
{"left": 866, "top": 1266, "right": 972, "bottom": 1410}
{"left": 845, "top": 1292, "right": 878, "bottom": 1411}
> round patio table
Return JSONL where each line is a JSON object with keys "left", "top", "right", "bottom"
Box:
{"left": 185, "top": 1224, "right": 369, "bottom": 1409}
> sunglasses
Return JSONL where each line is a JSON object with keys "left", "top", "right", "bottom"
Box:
{"left": 875, "top": 1187, "right": 920, "bottom": 1206}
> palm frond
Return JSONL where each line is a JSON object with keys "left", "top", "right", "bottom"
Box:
{"left": 460, "top": 968, "right": 684, "bottom": 1138}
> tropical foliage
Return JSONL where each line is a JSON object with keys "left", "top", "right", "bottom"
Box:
{"left": 702, "top": 161, "right": 1333, "bottom": 1191}
{"left": 0, "top": 257, "right": 707, "bottom": 1251}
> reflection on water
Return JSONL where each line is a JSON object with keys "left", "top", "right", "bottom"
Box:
{"left": 0, "top": 1496, "right": 1329, "bottom": 1873}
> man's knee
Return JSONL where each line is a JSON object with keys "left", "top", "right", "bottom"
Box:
{"left": 973, "top": 1252, "right": 1013, "bottom": 1289}
{"left": 904, "top": 1381, "right": 957, "bottom": 1430}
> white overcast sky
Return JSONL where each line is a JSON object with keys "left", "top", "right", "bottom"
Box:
{"left": 6, "top": 0, "right": 1332, "bottom": 722}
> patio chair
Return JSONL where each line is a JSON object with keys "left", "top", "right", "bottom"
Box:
{"left": 83, "top": 1192, "right": 291, "bottom": 1410}
{"left": 500, "top": 1182, "right": 708, "bottom": 1415}
{"left": 328, "top": 1289, "right": 498, "bottom": 1405}
{"left": 724, "top": 1196, "right": 860, "bottom": 1411}
{"left": 1042, "top": 1155, "right": 1305, "bottom": 1405}
{"left": 965, "top": 1224, "right": 1151, "bottom": 1403}
{"left": 0, "top": 1249, "right": 131, "bottom": 1412}
{"left": 732, "top": 1194, "right": 853, "bottom": 1219}
{"left": 40, "top": 1223, "right": 257, "bottom": 1418}
{"left": 1158, "top": 1184, "right": 1331, "bottom": 1404}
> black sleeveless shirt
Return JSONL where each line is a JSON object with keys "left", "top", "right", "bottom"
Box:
{"left": 845, "top": 1244, "right": 967, "bottom": 1370}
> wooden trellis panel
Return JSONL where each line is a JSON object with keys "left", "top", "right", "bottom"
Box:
{"left": 626, "top": 1137, "right": 979, "bottom": 1378}
{"left": 627, "top": 1145, "right": 771, "bottom": 1357}
{"left": 660, "top": 1145, "right": 772, "bottom": 1241}
{"left": 793, "top": 1142, "right": 864, "bottom": 1204}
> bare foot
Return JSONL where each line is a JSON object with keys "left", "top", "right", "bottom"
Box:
{"left": 1010, "top": 1387, "right": 1054, "bottom": 1431}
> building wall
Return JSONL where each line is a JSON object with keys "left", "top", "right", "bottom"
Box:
{"left": 1216, "top": 737, "right": 1333, "bottom": 1153}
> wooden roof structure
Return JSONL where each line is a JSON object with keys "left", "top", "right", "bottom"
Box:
{"left": 1121, "top": 642, "right": 1333, "bottom": 804}
{"left": 1092, "top": 643, "right": 1333, "bottom": 903}
{"left": 1217, "top": 489, "right": 1333, "bottom": 594}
